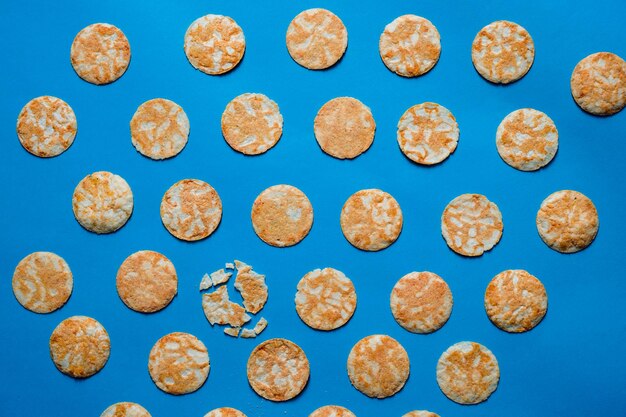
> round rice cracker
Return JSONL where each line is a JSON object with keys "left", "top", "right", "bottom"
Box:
{"left": 391, "top": 272, "right": 453, "bottom": 334}
{"left": 536, "top": 190, "right": 599, "bottom": 253}
{"left": 436, "top": 341, "right": 499, "bottom": 404}
{"left": 204, "top": 408, "right": 247, "bottom": 417}
{"left": 130, "top": 98, "right": 189, "bottom": 160}
{"left": 251, "top": 184, "right": 313, "bottom": 247}
{"left": 286, "top": 8, "right": 347, "bottom": 70}
{"left": 309, "top": 405, "right": 356, "bottom": 417}
{"left": 70, "top": 23, "right": 130, "bottom": 85}
{"left": 184, "top": 14, "right": 245, "bottom": 75}
{"left": 403, "top": 411, "right": 440, "bottom": 417}
{"left": 295, "top": 268, "right": 357, "bottom": 331}
{"left": 347, "top": 334, "right": 409, "bottom": 398}
{"left": 471, "top": 20, "right": 534, "bottom": 84}
{"left": 101, "top": 402, "right": 151, "bottom": 417}
{"left": 571, "top": 52, "right": 626, "bottom": 115}
{"left": 247, "top": 338, "right": 310, "bottom": 401}
{"left": 496, "top": 108, "right": 558, "bottom": 171}
{"left": 148, "top": 332, "right": 210, "bottom": 395}
{"left": 379, "top": 15, "right": 441, "bottom": 77}
{"left": 441, "top": 194, "right": 503, "bottom": 257}
{"left": 340, "top": 189, "right": 403, "bottom": 251}
{"left": 398, "top": 102, "right": 459, "bottom": 165}
{"left": 72, "top": 171, "right": 134, "bottom": 234}
{"left": 485, "top": 270, "right": 547, "bottom": 333}
{"left": 16, "top": 96, "right": 77, "bottom": 158}
{"left": 161, "top": 179, "right": 222, "bottom": 241}
{"left": 49, "top": 316, "right": 110, "bottom": 378}
{"left": 222, "top": 93, "right": 283, "bottom": 155}
{"left": 12, "top": 252, "right": 72, "bottom": 314}
{"left": 314, "top": 97, "right": 375, "bottom": 159}
{"left": 116, "top": 250, "right": 177, "bottom": 313}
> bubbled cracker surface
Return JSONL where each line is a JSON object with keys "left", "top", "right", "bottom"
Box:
{"left": 471, "top": 20, "right": 534, "bottom": 84}
{"left": 485, "top": 270, "right": 547, "bottom": 332}
{"left": 49, "top": 315, "right": 110, "bottom": 378}
{"left": 222, "top": 93, "right": 283, "bottom": 155}
{"left": 436, "top": 341, "right": 499, "bottom": 404}
{"left": 570, "top": 52, "right": 626, "bottom": 115}
{"left": 247, "top": 338, "right": 310, "bottom": 401}
{"left": 234, "top": 269, "right": 268, "bottom": 314}
{"left": 441, "top": 193, "right": 503, "bottom": 257}
{"left": 12, "top": 251, "right": 72, "bottom": 314}
{"left": 347, "top": 334, "right": 409, "bottom": 398}
{"left": 286, "top": 8, "right": 347, "bottom": 70}
{"left": 397, "top": 102, "right": 459, "bottom": 165}
{"left": 160, "top": 179, "right": 222, "bottom": 241}
{"left": 184, "top": 15, "right": 245, "bottom": 75}
{"left": 402, "top": 411, "right": 440, "bottom": 417}
{"left": 70, "top": 23, "right": 130, "bottom": 85}
{"left": 379, "top": 15, "right": 441, "bottom": 77}
{"left": 16, "top": 96, "right": 77, "bottom": 157}
{"left": 116, "top": 250, "right": 177, "bottom": 313}
{"left": 100, "top": 402, "right": 151, "bottom": 417}
{"left": 148, "top": 332, "right": 210, "bottom": 395}
{"left": 295, "top": 268, "right": 357, "bottom": 330}
{"left": 340, "top": 189, "right": 403, "bottom": 251}
{"left": 496, "top": 108, "right": 558, "bottom": 171}
{"left": 536, "top": 190, "right": 599, "bottom": 253}
{"left": 202, "top": 285, "right": 251, "bottom": 327}
{"left": 390, "top": 271, "right": 452, "bottom": 334}
{"left": 314, "top": 97, "right": 375, "bottom": 159}
{"left": 130, "top": 98, "right": 189, "bottom": 160}
{"left": 72, "top": 171, "right": 133, "bottom": 234}
{"left": 309, "top": 405, "right": 356, "bottom": 417}
{"left": 251, "top": 184, "right": 313, "bottom": 247}
{"left": 204, "top": 407, "right": 247, "bottom": 417}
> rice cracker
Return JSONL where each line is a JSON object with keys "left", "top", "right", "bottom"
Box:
{"left": 286, "top": 8, "right": 347, "bottom": 70}
{"left": 222, "top": 93, "right": 283, "bottom": 155}
{"left": 571, "top": 52, "right": 626, "bottom": 115}
{"left": 390, "top": 271, "right": 452, "bottom": 334}
{"left": 309, "top": 406, "right": 356, "bottom": 417}
{"left": 116, "top": 250, "right": 177, "bottom": 313}
{"left": 72, "top": 171, "right": 133, "bottom": 234}
{"left": 100, "top": 402, "right": 151, "bottom": 417}
{"left": 485, "top": 269, "right": 547, "bottom": 333}
{"left": 536, "top": 190, "right": 599, "bottom": 253}
{"left": 49, "top": 315, "right": 110, "bottom": 378}
{"left": 347, "top": 334, "right": 409, "bottom": 398}
{"left": 397, "top": 102, "right": 459, "bottom": 165}
{"left": 436, "top": 341, "right": 499, "bottom": 404}
{"left": 16, "top": 96, "right": 77, "bottom": 157}
{"left": 295, "top": 268, "right": 357, "bottom": 331}
{"left": 314, "top": 97, "right": 375, "bottom": 159}
{"left": 70, "top": 23, "right": 130, "bottom": 85}
{"left": 160, "top": 179, "right": 222, "bottom": 241}
{"left": 204, "top": 408, "right": 247, "bottom": 417}
{"left": 340, "top": 189, "right": 403, "bottom": 251}
{"left": 247, "top": 338, "right": 310, "bottom": 401}
{"left": 251, "top": 184, "right": 313, "bottom": 247}
{"left": 379, "top": 15, "right": 441, "bottom": 77}
{"left": 441, "top": 193, "right": 503, "bottom": 257}
{"left": 403, "top": 411, "right": 440, "bottom": 417}
{"left": 12, "top": 251, "right": 73, "bottom": 314}
{"left": 148, "top": 332, "right": 210, "bottom": 395}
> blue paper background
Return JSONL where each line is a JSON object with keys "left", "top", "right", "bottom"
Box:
{"left": 1, "top": 0, "right": 625, "bottom": 416}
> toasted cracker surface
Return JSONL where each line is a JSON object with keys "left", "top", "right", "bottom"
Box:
{"left": 340, "top": 189, "right": 402, "bottom": 251}
{"left": 309, "top": 405, "right": 356, "bottom": 417}
{"left": 203, "top": 407, "right": 247, "bottom": 417}
{"left": 247, "top": 338, "right": 310, "bottom": 401}
{"left": 72, "top": 171, "right": 133, "bottom": 234}
{"left": 571, "top": 52, "right": 626, "bottom": 115}
{"left": 71, "top": 23, "right": 130, "bottom": 84}
{"left": 536, "top": 190, "right": 599, "bottom": 253}
{"left": 235, "top": 269, "right": 268, "bottom": 314}
{"left": 347, "top": 334, "right": 409, "bottom": 398}
{"left": 436, "top": 341, "right": 499, "bottom": 404}
{"left": 314, "top": 97, "right": 375, "bottom": 159}
{"left": 402, "top": 411, "right": 440, "bottom": 417}
{"left": 148, "top": 332, "right": 210, "bottom": 395}
{"left": 12, "top": 251, "right": 73, "bottom": 314}
{"left": 286, "top": 8, "right": 347, "bottom": 70}
{"left": 100, "top": 402, "right": 151, "bottom": 417}
{"left": 202, "top": 285, "right": 251, "bottom": 327}
{"left": 49, "top": 315, "right": 110, "bottom": 378}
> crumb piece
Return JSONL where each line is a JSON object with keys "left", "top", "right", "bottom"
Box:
{"left": 224, "top": 327, "right": 240, "bottom": 337}
{"left": 199, "top": 273, "right": 212, "bottom": 291}
{"left": 254, "top": 317, "right": 268, "bottom": 335}
{"left": 240, "top": 328, "right": 257, "bottom": 338}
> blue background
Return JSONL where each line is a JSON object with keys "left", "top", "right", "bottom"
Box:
{"left": 1, "top": 0, "right": 625, "bottom": 416}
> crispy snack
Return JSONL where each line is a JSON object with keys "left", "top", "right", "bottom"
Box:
{"left": 309, "top": 405, "right": 356, "bottom": 417}
{"left": 203, "top": 408, "right": 247, "bottom": 417}
{"left": 571, "top": 52, "right": 626, "bottom": 115}
{"left": 402, "top": 411, "right": 440, "bottom": 417}
{"left": 235, "top": 268, "right": 268, "bottom": 314}
{"left": 100, "top": 402, "right": 151, "bottom": 417}
{"left": 202, "top": 286, "right": 251, "bottom": 327}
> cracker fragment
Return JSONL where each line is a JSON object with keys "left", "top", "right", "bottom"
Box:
{"left": 202, "top": 286, "right": 251, "bottom": 327}
{"left": 225, "top": 262, "right": 235, "bottom": 269}
{"left": 253, "top": 317, "right": 268, "bottom": 335}
{"left": 211, "top": 269, "right": 233, "bottom": 286}
{"left": 235, "top": 269, "right": 268, "bottom": 314}
{"left": 224, "top": 327, "right": 240, "bottom": 337}
{"left": 199, "top": 273, "right": 212, "bottom": 291}
{"left": 571, "top": 52, "right": 626, "bottom": 115}
{"left": 241, "top": 328, "right": 256, "bottom": 338}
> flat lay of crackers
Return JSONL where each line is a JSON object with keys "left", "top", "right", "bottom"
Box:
{"left": 1, "top": 1, "right": 624, "bottom": 417}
